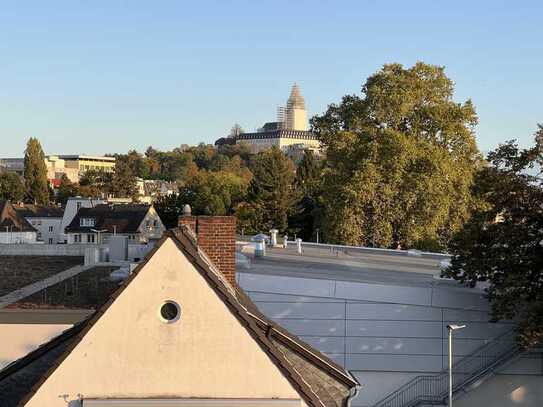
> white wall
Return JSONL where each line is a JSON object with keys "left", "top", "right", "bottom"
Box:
{"left": 24, "top": 238, "right": 304, "bottom": 407}
{"left": 238, "top": 273, "right": 522, "bottom": 407}
{"left": 0, "top": 231, "right": 37, "bottom": 244}
{"left": 26, "top": 217, "right": 62, "bottom": 244}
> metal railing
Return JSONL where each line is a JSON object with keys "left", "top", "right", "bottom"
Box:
{"left": 373, "top": 329, "right": 519, "bottom": 407}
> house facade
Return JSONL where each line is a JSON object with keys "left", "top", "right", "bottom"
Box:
{"left": 65, "top": 203, "right": 165, "bottom": 244}
{"left": 0, "top": 224, "right": 358, "bottom": 407}
{"left": 0, "top": 201, "right": 37, "bottom": 244}
{"left": 13, "top": 204, "right": 64, "bottom": 244}
{"left": 60, "top": 197, "right": 105, "bottom": 243}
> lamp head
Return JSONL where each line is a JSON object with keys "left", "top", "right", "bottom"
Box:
{"left": 447, "top": 324, "right": 466, "bottom": 331}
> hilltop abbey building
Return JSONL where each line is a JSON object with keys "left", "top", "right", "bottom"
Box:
{"left": 216, "top": 84, "right": 321, "bottom": 155}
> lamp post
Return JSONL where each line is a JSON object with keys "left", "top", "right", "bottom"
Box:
{"left": 447, "top": 324, "right": 466, "bottom": 407}
{"left": 90, "top": 229, "right": 107, "bottom": 245}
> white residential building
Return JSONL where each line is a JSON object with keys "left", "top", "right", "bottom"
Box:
{"left": 13, "top": 204, "right": 64, "bottom": 244}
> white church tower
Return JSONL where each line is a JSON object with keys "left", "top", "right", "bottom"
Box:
{"left": 285, "top": 83, "right": 308, "bottom": 131}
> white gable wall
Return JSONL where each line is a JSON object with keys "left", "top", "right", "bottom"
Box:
{"left": 25, "top": 238, "right": 305, "bottom": 406}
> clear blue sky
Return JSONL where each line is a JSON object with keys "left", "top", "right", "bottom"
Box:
{"left": 1, "top": 1, "right": 542, "bottom": 157}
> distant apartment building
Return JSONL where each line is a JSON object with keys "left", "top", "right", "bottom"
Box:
{"left": 0, "top": 154, "right": 114, "bottom": 185}
{"left": 45, "top": 155, "right": 80, "bottom": 184}
{"left": 13, "top": 204, "right": 64, "bottom": 244}
{"left": 216, "top": 84, "right": 321, "bottom": 155}
{"left": 65, "top": 203, "right": 165, "bottom": 244}
{"left": 58, "top": 154, "right": 116, "bottom": 173}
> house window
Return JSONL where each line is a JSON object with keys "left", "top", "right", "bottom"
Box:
{"left": 87, "top": 234, "right": 95, "bottom": 243}
{"left": 80, "top": 218, "right": 96, "bottom": 227}
{"left": 76, "top": 202, "right": 82, "bottom": 210}
{"left": 49, "top": 226, "right": 54, "bottom": 232}
{"left": 74, "top": 234, "right": 82, "bottom": 243}
{"left": 48, "top": 238, "right": 53, "bottom": 244}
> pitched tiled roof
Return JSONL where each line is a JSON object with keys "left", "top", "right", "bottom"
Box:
{"left": 12, "top": 204, "right": 63, "bottom": 218}
{"left": 0, "top": 201, "right": 36, "bottom": 233}
{"left": 65, "top": 204, "right": 150, "bottom": 234}
{"left": 0, "top": 227, "right": 358, "bottom": 407}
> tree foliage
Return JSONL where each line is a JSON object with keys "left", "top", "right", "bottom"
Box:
{"left": 24, "top": 137, "right": 49, "bottom": 204}
{"left": 0, "top": 172, "right": 25, "bottom": 202}
{"left": 179, "top": 171, "right": 249, "bottom": 216}
{"left": 289, "top": 150, "right": 323, "bottom": 240}
{"left": 445, "top": 129, "right": 543, "bottom": 348}
{"left": 312, "top": 63, "right": 481, "bottom": 249}
{"left": 109, "top": 158, "right": 138, "bottom": 199}
{"left": 245, "top": 147, "right": 296, "bottom": 233}
{"left": 56, "top": 174, "right": 79, "bottom": 205}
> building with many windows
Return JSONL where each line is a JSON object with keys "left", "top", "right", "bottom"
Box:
{"left": 58, "top": 154, "right": 116, "bottom": 173}
{"left": 216, "top": 84, "right": 321, "bottom": 155}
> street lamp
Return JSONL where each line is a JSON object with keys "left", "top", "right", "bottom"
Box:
{"left": 447, "top": 324, "right": 466, "bottom": 407}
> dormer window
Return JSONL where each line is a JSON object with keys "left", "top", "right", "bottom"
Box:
{"left": 80, "top": 217, "right": 96, "bottom": 227}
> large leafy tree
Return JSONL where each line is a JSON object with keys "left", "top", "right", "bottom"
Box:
{"left": 109, "top": 158, "right": 138, "bottom": 200}
{"left": 179, "top": 171, "right": 249, "bottom": 216}
{"left": 0, "top": 172, "right": 26, "bottom": 202}
{"left": 24, "top": 137, "right": 49, "bottom": 204}
{"left": 445, "top": 129, "right": 543, "bottom": 348}
{"left": 246, "top": 146, "right": 296, "bottom": 233}
{"left": 289, "top": 150, "right": 323, "bottom": 240}
{"left": 56, "top": 174, "right": 79, "bottom": 205}
{"left": 312, "top": 63, "right": 480, "bottom": 250}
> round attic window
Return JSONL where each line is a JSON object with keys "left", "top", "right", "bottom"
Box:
{"left": 159, "top": 301, "right": 181, "bottom": 323}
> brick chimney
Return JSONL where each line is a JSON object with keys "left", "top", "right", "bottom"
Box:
{"left": 179, "top": 214, "right": 236, "bottom": 286}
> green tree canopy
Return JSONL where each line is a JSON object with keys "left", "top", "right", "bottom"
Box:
{"left": 179, "top": 170, "right": 249, "bottom": 216}
{"left": 56, "top": 174, "right": 79, "bottom": 205}
{"left": 246, "top": 146, "right": 296, "bottom": 233}
{"left": 445, "top": 129, "right": 543, "bottom": 348}
{"left": 0, "top": 172, "right": 26, "bottom": 202}
{"left": 109, "top": 158, "right": 138, "bottom": 200}
{"left": 289, "top": 150, "right": 323, "bottom": 240}
{"left": 24, "top": 137, "right": 49, "bottom": 204}
{"left": 312, "top": 62, "right": 481, "bottom": 249}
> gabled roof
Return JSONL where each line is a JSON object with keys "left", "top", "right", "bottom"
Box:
{"left": 65, "top": 204, "right": 151, "bottom": 234}
{"left": 0, "top": 201, "right": 36, "bottom": 233}
{"left": 0, "top": 227, "right": 358, "bottom": 407}
{"left": 13, "top": 204, "right": 64, "bottom": 218}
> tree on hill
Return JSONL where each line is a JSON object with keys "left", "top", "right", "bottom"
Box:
{"left": 289, "top": 150, "right": 323, "bottom": 240}
{"left": 444, "top": 129, "right": 543, "bottom": 348}
{"left": 0, "top": 172, "right": 26, "bottom": 202}
{"left": 312, "top": 62, "right": 481, "bottom": 250}
{"left": 245, "top": 146, "right": 296, "bottom": 233}
{"left": 109, "top": 158, "right": 138, "bottom": 200}
{"left": 24, "top": 138, "right": 49, "bottom": 204}
{"left": 179, "top": 171, "right": 249, "bottom": 216}
{"left": 56, "top": 174, "right": 79, "bottom": 205}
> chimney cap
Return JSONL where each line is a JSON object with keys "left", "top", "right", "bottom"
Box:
{"left": 183, "top": 204, "right": 192, "bottom": 216}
